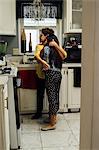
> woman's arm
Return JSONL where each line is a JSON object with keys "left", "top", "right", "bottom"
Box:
{"left": 49, "top": 40, "right": 67, "bottom": 60}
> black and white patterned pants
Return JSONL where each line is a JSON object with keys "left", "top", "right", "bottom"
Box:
{"left": 45, "top": 69, "right": 62, "bottom": 115}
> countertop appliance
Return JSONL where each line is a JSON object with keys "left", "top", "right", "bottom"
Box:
{"left": 63, "top": 33, "right": 81, "bottom": 63}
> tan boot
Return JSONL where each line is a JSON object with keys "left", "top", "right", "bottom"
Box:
{"left": 43, "top": 114, "right": 57, "bottom": 124}
{"left": 41, "top": 114, "right": 57, "bottom": 131}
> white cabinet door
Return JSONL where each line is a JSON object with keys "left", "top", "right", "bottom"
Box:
{"left": 67, "top": 69, "right": 81, "bottom": 109}
{"left": 43, "top": 90, "right": 48, "bottom": 112}
{"left": 60, "top": 68, "right": 68, "bottom": 112}
{"left": 3, "top": 84, "right": 10, "bottom": 150}
{"left": 4, "top": 106, "right": 10, "bottom": 150}
{"left": 18, "top": 88, "right": 37, "bottom": 113}
{"left": 0, "top": 0, "right": 16, "bottom": 35}
{"left": 66, "top": 0, "right": 82, "bottom": 33}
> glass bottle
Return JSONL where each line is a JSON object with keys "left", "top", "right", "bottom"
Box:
{"left": 21, "top": 28, "right": 26, "bottom": 53}
{"left": 29, "top": 33, "right": 32, "bottom": 52}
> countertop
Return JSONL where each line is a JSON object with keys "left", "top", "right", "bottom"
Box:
{"left": 0, "top": 76, "right": 8, "bottom": 86}
{"left": 62, "top": 63, "right": 81, "bottom": 68}
{"left": 16, "top": 63, "right": 81, "bottom": 68}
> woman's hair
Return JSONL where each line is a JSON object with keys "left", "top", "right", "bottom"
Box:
{"left": 41, "top": 28, "right": 59, "bottom": 45}
{"left": 41, "top": 28, "right": 54, "bottom": 36}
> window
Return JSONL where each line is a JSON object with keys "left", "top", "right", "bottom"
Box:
{"left": 19, "top": 18, "right": 57, "bottom": 54}
{"left": 25, "top": 29, "right": 39, "bottom": 52}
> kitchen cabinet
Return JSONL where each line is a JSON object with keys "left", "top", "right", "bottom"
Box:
{"left": 17, "top": 66, "right": 68, "bottom": 113}
{"left": 60, "top": 68, "right": 68, "bottom": 112}
{"left": 43, "top": 66, "right": 81, "bottom": 112}
{"left": 0, "top": 76, "right": 10, "bottom": 150}
{"left": 17, "top": 67, "right": 37, "bottom": 114}
{"left": 67, "top": 69, "right": 81, "bottom": 109}
{"left": 64, "top": 0, "right": 82, "bottom": 33}
{"left": 62, "top": 64, "right": 81, "bottom": 111}
{"left": 17, "top": 64, "right": 81, "bottom": 113}
{"left": 18, "top": 88, "right": 37, "bottom": 113}
{"left": 0, "top": 0, "right": 16, "bottom": 35}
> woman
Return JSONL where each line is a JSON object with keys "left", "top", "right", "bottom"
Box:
{"left": 35, "top": 28, "right": 67, "bottom": 131}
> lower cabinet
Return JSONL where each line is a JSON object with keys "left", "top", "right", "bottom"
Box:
{"left": 3, "top": 84, "right": 10, "bottom": 150}
{"left": 17, "top": 88, "right": 37, "bottom": 113}
{"left": 18, "top": 67, "right": 81, "bottom": 113}
{"left": 0, "top": 82, "right": 10, "bottom": 150}
{"left": 67, "top": 69, "right": 81, "bottom": 109}
{"left": 60, "top": 68, "right": 68, "bottom": 112}
{"left": 61, "top": 67, "right": 81, "bottom": 112}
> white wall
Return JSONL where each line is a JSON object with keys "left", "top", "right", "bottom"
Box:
{"left": 80, "top": 0, "right": 99, "bottom": 149}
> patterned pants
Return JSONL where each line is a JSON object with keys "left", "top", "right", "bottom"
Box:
{"left": 45, "top": 69, "right": 62, "bottom": 115}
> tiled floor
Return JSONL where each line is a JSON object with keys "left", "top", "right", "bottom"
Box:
{"left": 20, "top": 113, "right": 80, "bottom": 150}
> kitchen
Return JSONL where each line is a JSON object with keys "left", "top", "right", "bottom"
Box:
{"left": 0, "top": 0, "right": 98, "bottom": 150}
{"left": 0, "top": 0, "right": 81, "bottom": 149}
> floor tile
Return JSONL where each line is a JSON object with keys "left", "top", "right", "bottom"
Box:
{"left": 57, "top": 114, "right": 65, "bottom": 120}
{"left": 72, "top": 130, "right": 80, "bottom": 144}
{"left": 21, "top": 148, "right": 42, "bottom": 150}
{"left": 20, "top": 113, "right": 80, "bottom": 149}
{"left": 21, "top": 132, "right": 42, "bottom": 149}
{"left": 41, "top": 131, "right": 78, "bottom": 148}
{"left": 67, "top": 119, "right": 80, "bottom": 131}
{"left": 21, "top": 120, "right": 40, "bottom": 133}
{"left": 43, "top": 145, "right": 79, "bottom": 150}
{"left": 54, "top": 119, "right": 70, "bottom": 131}
{"left": 64, "top": 113, "right": 80, "bottom": 120}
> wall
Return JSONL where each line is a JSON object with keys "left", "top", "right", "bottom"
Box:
{"left": 80, "top": 0, "right": 99, "bottom": 149}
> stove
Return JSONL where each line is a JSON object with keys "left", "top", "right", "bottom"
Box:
{"left": 0, "top": 66, "right": 17, "bottom": 76}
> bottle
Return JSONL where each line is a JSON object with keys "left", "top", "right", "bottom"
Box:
{"left": 29, "top": 33, "right": 32, "bottom": 52}
{"left": 21, "top": 28, "right": 26, "bottom": 53}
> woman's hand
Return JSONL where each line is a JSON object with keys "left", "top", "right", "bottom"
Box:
{"left": 42, "top": 60, "right": 50, "bottom": 71}
{"left": 49, "top": 39, "right": 57, "bottom": 47}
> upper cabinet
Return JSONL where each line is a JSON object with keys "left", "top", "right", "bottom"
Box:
{"left": 63, "top": 0, "right": 82, "bottom": 33}
{"left": 0, "top": 0, "right": 16, "bottom": 35}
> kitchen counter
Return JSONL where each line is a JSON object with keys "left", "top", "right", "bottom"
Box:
{"left": 0, "top": 76, "right": 8, "bottom": 85}
{"left": 62, "top": 63, "right": 81, "bottom": 68}
{"left": 14, "top": 62, "right": 81, "bottom": 68}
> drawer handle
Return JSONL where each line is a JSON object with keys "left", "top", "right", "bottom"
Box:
{"left": 5, "top": 97, "right": 8, "bottom": 109}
